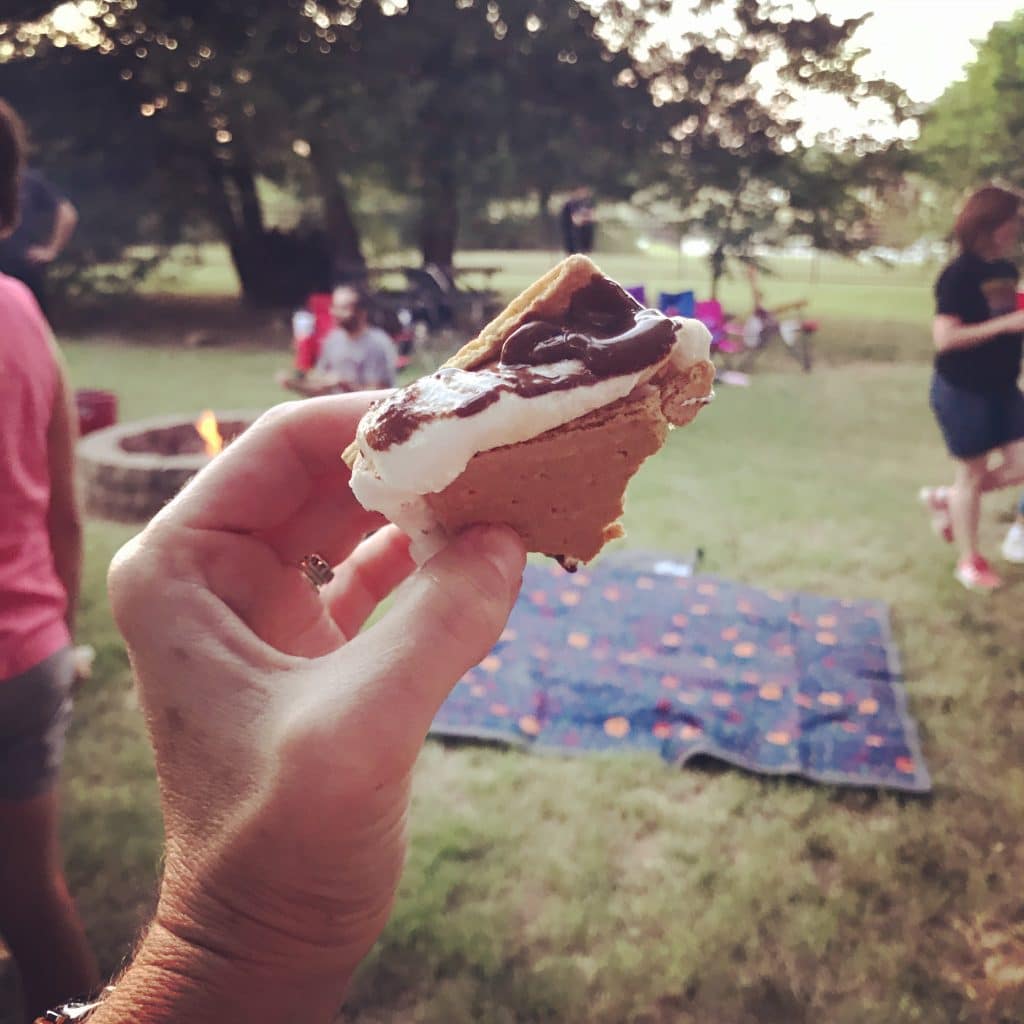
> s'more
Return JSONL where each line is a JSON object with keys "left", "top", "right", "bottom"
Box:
{"left": 343, "top": 255, "right": 714, "bottom": 571}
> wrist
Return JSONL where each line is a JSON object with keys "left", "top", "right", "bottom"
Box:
{"left": 150, "top": 850, "right": 391, "bottom": 1002}
{"left": 90, "top": 919, "right": 353, "bottom": 1024}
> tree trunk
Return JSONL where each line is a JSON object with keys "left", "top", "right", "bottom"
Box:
{"left": 232, "top": 163, "right": 265, "bottom": 238}
{"left": 537, "top": 185, "right": 553, "bottom": 248}
{"left": 206, "top": 159, "right": 262, "bottom": 300}
{"left": 206, "top": 155, "right": 330, "bottom": 308}
{"left": 227, "top": 160, "right": 275, "bottom": 304}
{"left": 708, "top": 181, "right": 746, "bottom": 301}
{"left": 309, "top": 140, "right": 365, "bottom": 280}
{"left": 418, "top": 163, "right": 458, "bottom": 269}
{"left": 709, "top": 243, "right": 726, "bottom": 301}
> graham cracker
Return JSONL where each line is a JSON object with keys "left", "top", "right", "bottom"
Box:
{"left": 443, "top": 254, "right": 606, "bottom": 371}
{"left": 422, "top": 358, "right": 712, "bottom": 567}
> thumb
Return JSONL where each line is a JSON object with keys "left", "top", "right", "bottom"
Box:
{"left": 348, "top": 525, "right": 525, "bottom": 741}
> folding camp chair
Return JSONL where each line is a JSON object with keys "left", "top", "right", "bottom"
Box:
{"left": 694, "top": 298, "right": 741, "bottom": 354}
{"left": 625, "top": 284, "right": 647, "bottom": 306}
{"left": 658, "top": 289, "right": 696, "bottom": 318}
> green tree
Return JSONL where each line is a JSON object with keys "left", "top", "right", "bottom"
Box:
{"left": 917, "top": 11, "right": 1024, "bottom": 192}
{"left": 642, "top": 0, "right": 913, "bottom": 296}
{"left": 2, "top": 0, "right": 913, "bottom": 306}
{"left": 377, "top": 0, "right": 679, "bottom": 265}
{"left": 1, "top": 0, "right": 676, "bottom": 300}
{"left": 870, "top": 176, "right": 955, "bottom": 253}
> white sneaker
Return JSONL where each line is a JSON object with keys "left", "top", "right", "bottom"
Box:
{"left": 1001, "top": 522, "right": 1024, "bottom": 564}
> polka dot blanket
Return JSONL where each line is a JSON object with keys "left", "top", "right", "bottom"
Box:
{"left": 433, "top": 555, "right": 930, "bottom": 793}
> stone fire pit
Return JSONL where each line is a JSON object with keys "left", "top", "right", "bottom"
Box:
{"left": 78, "top": 410, "right": 262, "bottom": 522}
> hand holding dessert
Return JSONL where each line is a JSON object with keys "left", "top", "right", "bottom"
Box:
{"left": 93, "top": 395, "right": 525, "bottom": 1024}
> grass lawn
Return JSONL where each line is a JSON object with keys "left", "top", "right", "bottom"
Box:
{"left": 4, "top": 250, "right": 1022, "bottom": 1022}
{"left": 144, "top": 240, "right": 940, "bottom": 326}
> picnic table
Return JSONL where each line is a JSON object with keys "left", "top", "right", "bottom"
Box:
{"left": 448, "top": 266, "right": 504, "bottom": 321}
{"left": 350, "top": 263, "right": 504, "bottom": 331}
{"left": 450, "top": 265, "right": 503, "bottom": 282}
{"left": 338, "top": 263, "right": 503, "bottom": 285}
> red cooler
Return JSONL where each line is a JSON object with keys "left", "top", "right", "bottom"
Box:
{"left": 76, "top": 389, "right": 118, "bottom": 436}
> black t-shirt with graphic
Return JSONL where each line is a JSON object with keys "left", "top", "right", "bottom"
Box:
{"left": 934, "top": 252, "right": 1022, "bottom": 392}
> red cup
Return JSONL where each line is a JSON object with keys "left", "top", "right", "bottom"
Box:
{"left": 295, "top": 333, "right": 319, "bottom": 372}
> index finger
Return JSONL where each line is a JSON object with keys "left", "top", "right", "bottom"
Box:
{"left": 163, "top": 393, "right": 383, "bottom": 537}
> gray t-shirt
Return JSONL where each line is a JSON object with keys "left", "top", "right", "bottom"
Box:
{"left": 315, "top": 325, "right": 397, "bottom": 388}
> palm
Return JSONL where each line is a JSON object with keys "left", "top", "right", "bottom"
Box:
{"left": 151, "top": 398, "right": 408, "bottom": 660}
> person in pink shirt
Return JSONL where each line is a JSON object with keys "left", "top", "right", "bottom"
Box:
{"left": 0, "top": 100, "right": 98, "bottom": 1021}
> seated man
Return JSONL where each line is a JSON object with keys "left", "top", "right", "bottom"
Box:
{"left": 279, "top": 285, "right": 397, "bottom": 397}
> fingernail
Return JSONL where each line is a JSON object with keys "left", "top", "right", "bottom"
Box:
{"left": 460, "top": 525, "right": 526, "bottom": 587}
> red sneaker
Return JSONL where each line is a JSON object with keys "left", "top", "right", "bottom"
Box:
{"left": 919, "top": 486, "right": 953, "bottom": 543}
{"left": 954, "top": 555, "right": 1003, "bottom": 592}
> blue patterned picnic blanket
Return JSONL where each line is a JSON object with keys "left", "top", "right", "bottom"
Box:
{"left": 433, "top": 556, "right": 930, "bottom": 793}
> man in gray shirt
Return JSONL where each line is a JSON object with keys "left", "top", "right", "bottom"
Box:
{"left": 282, "top": 285, "right": 397, "bottom": 397}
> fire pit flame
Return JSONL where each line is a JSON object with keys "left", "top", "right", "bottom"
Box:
{"left": 78, "top": 410, "right": 258, "bottom": 522}
{"left": 195, "top": 410, "right": 224, "bottom": 457}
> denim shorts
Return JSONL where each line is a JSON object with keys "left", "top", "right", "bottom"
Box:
{"left": 929, "top": 374, "right": 1024, "bottom": 460}
{"left": 0, "top": 646, "right": 75, "bottom": 801}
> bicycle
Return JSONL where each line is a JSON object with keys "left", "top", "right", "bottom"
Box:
{"left": 712, "top": 266, "right": 818, "bottom": 374}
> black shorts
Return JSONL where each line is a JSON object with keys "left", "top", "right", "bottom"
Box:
{"left": 0, "top": 647, "right": 74, "bottom": 801}
{"left": 930, "top": 373, "right": 1024, "bottom": 460}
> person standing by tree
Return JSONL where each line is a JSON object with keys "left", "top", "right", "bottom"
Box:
{"left": 0, "top": 144, "right": 77, "bottom": 317}
{"left": 919, "top": 185, "right": 1024, "bottom": 591}
{"left": 0, "top": 99, "right": 98, "bottom": 1022}
{"left": 559, "top": 185, "right": 596, "bottom": 255}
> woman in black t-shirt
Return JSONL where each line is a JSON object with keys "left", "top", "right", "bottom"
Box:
{"left": 920, "top": 185, "right": 1024, "bottom": 591}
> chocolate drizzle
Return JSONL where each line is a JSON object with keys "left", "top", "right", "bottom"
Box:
{"left": 500, "top": 275, "right": 674, "bottom": 375}
{"left": 364, "top": 396, "right": 428, "bottom": 448}
{"left": 364, "top": 273, "right": 678, "bottom": 452}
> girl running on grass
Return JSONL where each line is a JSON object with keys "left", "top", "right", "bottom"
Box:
{"left": 920, "top": 185, "right": 1024, "bottom": 591}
